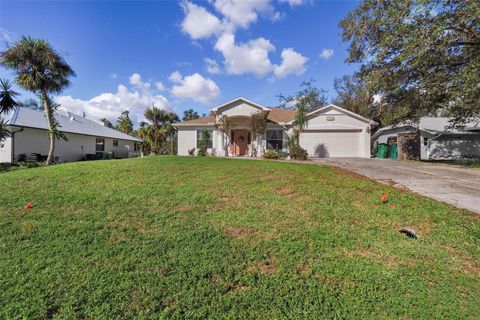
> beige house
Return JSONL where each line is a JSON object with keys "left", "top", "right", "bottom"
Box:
{"left": 175, "top": 97, "right": 373, "bottom": 158}
{"left": 0, "top": 108, "right": 142, "bottom": 163}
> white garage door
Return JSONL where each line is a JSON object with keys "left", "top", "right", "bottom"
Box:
{"left": 299, "top": 130, "right": 362, "bottom": 158}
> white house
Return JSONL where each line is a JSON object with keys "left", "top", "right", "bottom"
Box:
{"left": 372, "top": 117, "right": 480, "bottom": 160}
{"left": 175, "top": 97, "right": 373, "bottom": 158}
{"left": 0, "top": 108, "right": 142, "bottom": 163}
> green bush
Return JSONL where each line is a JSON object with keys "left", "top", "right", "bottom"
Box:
{"left": 197, "top": 129, "right": 211, "bottom": 156}
{"left": 263, "top": 150, "right": 281, "bottom": 159}
{"left": 289, "top": 145, "right": 308, "bottom": 160}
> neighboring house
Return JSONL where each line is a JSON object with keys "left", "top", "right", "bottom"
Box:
{"left": 0, "top": 108, "right": 142, "bottom": 163}
{"left": 372, "top": 117, "right": 480, "bottom": 160}
{"left": 175, "top": 97, "right": 373, "bottom": 158}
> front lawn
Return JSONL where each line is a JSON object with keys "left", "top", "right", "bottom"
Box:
{"left": 0, "top": 156, "right": 478, "bottom": 319}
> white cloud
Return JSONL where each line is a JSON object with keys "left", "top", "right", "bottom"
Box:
{"left": 319, "top": 48, "right": 334, "bottom": 60}
{"left": 279, "top": 0, "right": 305, "bottom": 7}
{"left": 56, "top": 73, "right": 171, "bottom": 125}
{"left": 170, "top": 72, "right": 220, "bottom": 104}
{"left": 128, "top": 72, "right": 151, "bottom": 90}
{"left": 204, "top": 57, "right": 222, "bottom": 74}
{"left": 168, "top": 71, "right": 183, "bottom": 83}
{"left": 108, "top": 73, "right": 118, "bottom": 79}
{"left": 0, "top": 28, "right": 15, "bottom": 42}
{"left": 155, "top": 82, "right": 165, "bottom": 91}
{"left": 180, "top": 1, "right": 222, "bottom": 39}
{"left": 214, "top": 32, "right": 275, "bottom": 77}
{"left": 213, "top": 0, "right": 279, "bottom": 30}
{"left": 273, "top": 48, "right": 308, "bottom": 78}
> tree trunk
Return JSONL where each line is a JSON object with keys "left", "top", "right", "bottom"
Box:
{"left": 42, "top": 91, "right": 56, "bottom": 165}
{"left": 224, "top": 132, "right": 228, "bottom": 157}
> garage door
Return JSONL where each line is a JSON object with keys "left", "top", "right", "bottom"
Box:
{"left": 299, "top": 130, "right": 362, "bottom": 158}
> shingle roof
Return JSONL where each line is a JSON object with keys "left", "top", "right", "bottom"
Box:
{"left": 176, "top": 115, "right": 216, "bottom": 125}
{"left": 175, "top": 108, "right": 296, "bottom": 126}
{"left": 267, "top": 108, "right": 296, "bottom": 123}
{"left": 5, "top": 108, "right": 142, "bottom": 142}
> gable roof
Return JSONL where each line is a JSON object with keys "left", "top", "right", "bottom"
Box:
{"left": 211, "top": 97, "right": 270, "bottom": 112}
{"left": 286, "top": 104, "right": 374, "bottom": 125}
{"left": 372, "top": 117, "right": 480, "bottom": 140}
{"left": 5, "top": 107, "right": 142, "bottom": 142}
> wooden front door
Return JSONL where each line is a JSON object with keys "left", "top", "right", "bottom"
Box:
{"left": 233, "top": 129, "right": 249, "bottom": 156}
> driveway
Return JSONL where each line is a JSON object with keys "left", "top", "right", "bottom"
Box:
{"left": 314, "top": 158, "right": 480, "bottom": 214}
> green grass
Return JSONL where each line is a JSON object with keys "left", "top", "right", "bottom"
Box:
{"left": 1, "top": 156, "right": 479, "bottom": 319}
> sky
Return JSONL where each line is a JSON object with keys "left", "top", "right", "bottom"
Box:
{"left": 0, "top": 0, "right": 359, "bottom": 125}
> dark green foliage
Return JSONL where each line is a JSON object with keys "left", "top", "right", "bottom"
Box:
{"left": 262, "top": 150, "right": 281, "bottom": 159}
{"left": 197, "top": 129, "right": 211, "bottom": 156}
{"left": 99, "top": 118, "right": 114, "bottom": 128}
{"left": 136, "top": 107, "right": 179, "bottom": 154}
{"left": 116, "top": 110, "right": 134, "bottom": 134}
{"left": 289, "top": 145, "right": 308, "bottom": 160}
{"left": 0, "top": 78, "right": 19, "bottom": 114}
{"left": 182, "top": 108, "right": 200, "bottom": 121}
{"left": 0, "top": 157, "right": 478, "bottom": 318}
{"left": 340, "top": 0, "right": 480, "bottom": 125}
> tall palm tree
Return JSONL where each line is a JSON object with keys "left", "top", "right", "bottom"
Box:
{"left": 0, "top": 36, "right": 75, "bottom": 165}
{"left": 0, "top": 79, "right": 19, "bottom": 142}
{"left": 143, "top": 107, "right": 179, "bottom": 154}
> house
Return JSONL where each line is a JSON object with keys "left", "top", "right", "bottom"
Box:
{"left": 0, "top": 107, "right": 142, "bottom": 163}
{"left": 175, "top": 97, "right": 373, "bottom": 158}
{"left": 372, "top": 117, "right": 480, "bottom": 160}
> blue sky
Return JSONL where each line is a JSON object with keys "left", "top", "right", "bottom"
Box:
{"left": 0, "top": 0, "right": 359, "bottom": 124}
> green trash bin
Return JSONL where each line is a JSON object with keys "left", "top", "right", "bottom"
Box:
{"left": 376, "top": 144, "right": 388, "bottom": 158}
{"left": 389, "top": 144, "right": 398, "bottom": 159}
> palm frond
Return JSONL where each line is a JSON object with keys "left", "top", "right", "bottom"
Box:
{"left": 0, "top": 78, "right": 19, "bottom": 114}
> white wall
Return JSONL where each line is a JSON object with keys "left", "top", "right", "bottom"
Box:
{"left": 302, "top": 112, "right": 370, "bottom": 158}
{"left": 427, "top": 134, "right": 480, "bottom": 160}
{"left": 0, "top": 136, "right": 12, "bottom": 163}
{"left": 177, "top": 127, "right": 217, "bottom": 156}
{"left": 12, "top": 127, "right": 136, "bottom": 162}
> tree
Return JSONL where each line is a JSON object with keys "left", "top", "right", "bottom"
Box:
{"left": 246, "top": 111, "right": 268, "bottom": 157}
{"left": 1, "top": 36, "right": 75, "bottom": 165}
{"left": 333, "top": 73, "right": 387, "bottom": 126}
{"left": 116, "top": 110, "right": 133, "bottom": 134}
{"left": 182, "top": 108, "right": 200, "bottom": 121}
{"left": 100, "top": 118, "right": 114, "bottom": 128}
{"left": 215, "top": 115, "right": 234, "bottom": 157}
{"left": 20, "top": 98, "right": 41, "bottom": 110}
{"left": 279, "top": 81, "right": 326, "bottom": 144}
{"left": 340, "top": 0, "right": 480, "bottom": 125}
{"left": 197, "top": 129, "right": 211, "bottom": 156}
{"left": 0, "top": 79, "right": 19, "bottom": 142}
{"left": 278, "top": 80, "right": 328, "bottom": 112}
{"left": 139, "top": 106, "right": 179, "bottom": 154}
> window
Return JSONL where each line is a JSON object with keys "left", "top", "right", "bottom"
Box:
{"left": 196, "top": 129, "right": 213, "bottom": 148}
{"left": 266, "top": 130, "right": 283, "bottom": 150}
{"left": 96, "top": 138, "right": 105, "bottom": 152}
{"left": 423, "top": 137, "right": 428, "bottom": 146}
{"left": 113, "top": 140, "right": 118, "bottom": 147}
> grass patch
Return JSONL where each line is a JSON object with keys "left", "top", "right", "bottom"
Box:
{"left": 0, "top": 156, "right": 479, "bottom": 319}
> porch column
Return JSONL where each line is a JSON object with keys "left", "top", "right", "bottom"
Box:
{"left": 218, "top": 131, "right": 225, "bottom": 156}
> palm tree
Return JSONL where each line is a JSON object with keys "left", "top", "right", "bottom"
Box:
{"left": 143, "top": 107, "right": 179, "bottom": 154}
{"left": 0, "top": 79, "right": 19, "bottom": 142}
{"left": 0, "top": 36, "right": 75, "bottom": 165}
{"left": 0, "top": 79, "right": 19, "bottom": 115}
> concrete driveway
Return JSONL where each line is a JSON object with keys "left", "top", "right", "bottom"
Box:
{"left": 314, "top": 158, "right": 480, "bottom": 214}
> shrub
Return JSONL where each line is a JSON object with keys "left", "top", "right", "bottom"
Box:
{"left": 197, "top": 129, "right": 211, "bottom": 156}
{"left": 263, "top": 150, "right": 281, "bottom": 159}
{"left": 289, "top": 145, "right": 308, "bottom": 160}
{"left": 188, "top": 148, "right": 195, "bottom": 156}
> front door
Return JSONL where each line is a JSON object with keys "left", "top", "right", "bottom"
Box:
{"left": 233, "top": 129, "right": 249, "bottom": 156}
